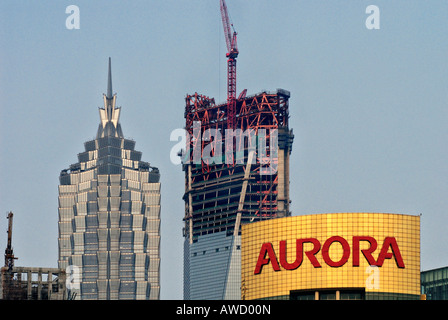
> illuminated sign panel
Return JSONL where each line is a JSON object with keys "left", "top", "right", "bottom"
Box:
{"left": 241, "top": 213, "right": 420, "bottom": 300}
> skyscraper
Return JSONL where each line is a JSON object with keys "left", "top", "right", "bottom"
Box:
{"left": 58, "top": 58, "right": 161, "bottom": 300}
{"left": 182, "top": 90, "right": 294, "bottom": 299}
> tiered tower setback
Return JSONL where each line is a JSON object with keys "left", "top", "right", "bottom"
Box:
{"left": 58, "top": 58, "right": 161, "bottom": 300}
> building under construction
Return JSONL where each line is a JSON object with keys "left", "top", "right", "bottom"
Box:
{"left": 1, "top": 212, "right": 67, "bottom": 300}
{"left": 1, "top": 266, "right": 67, "bottom": 300}
{"left": 183, "top": 89, "right": 294, "bottom": 238}
{"left": 182, "top": 0, "right": 294, "bottom": 300}
{"left": 182, "top": 90, "right": 294, "bottom": 300}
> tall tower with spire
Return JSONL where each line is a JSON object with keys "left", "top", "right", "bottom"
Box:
{"left": 58, "top": 58, "right": 161, "bottom": 300}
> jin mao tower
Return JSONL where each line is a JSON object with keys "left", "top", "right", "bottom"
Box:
{"left": 58, "top": 59, "right": 161, "bottom": 300}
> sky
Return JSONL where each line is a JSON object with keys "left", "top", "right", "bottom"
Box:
{"left": 0, "top": 1, "right": 447, "bottom": 300}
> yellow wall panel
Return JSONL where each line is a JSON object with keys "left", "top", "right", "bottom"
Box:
{"left": 241, "top": 213, "right": 420, "bottom": 300}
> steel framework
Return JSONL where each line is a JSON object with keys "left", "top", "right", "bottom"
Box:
{"left": 182, "top": 90, "right": 293, "bottom": 241}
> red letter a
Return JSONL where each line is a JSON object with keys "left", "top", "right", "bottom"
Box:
{"left": 376, "top": 237, "right": 405, "bottom": 268}
{"left": 254, "top": 243, "right": 280, "bottom": 275}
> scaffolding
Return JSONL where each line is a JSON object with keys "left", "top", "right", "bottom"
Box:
{"left": 182, "top": 89, "right": 294, "bottom": 242}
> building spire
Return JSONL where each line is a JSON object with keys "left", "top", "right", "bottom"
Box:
{"left": 107, "top": 57, "right": 113, "bottom": 99}
{"left": 97, "top": 57, "right": 123, "bottom": 139}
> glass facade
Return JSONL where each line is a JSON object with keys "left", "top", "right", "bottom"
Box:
{"left": 58, "top": 59, "right": 161, "bottom": 300}
{"left": 421, "top": 266, "right": 448, "bottom": 300}
{"left": 183, "top": 232, "right": 241, "bottom": 300}
{"left": 241, "top": 213, "right": 421, "bottom": 300}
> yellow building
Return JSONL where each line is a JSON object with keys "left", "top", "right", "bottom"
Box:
{"left": 241, "top": 213, "right": 421, "bottom": 300}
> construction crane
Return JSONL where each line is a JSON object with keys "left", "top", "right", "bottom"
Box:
{"left": 220, "top": 0, "right": 239, "bottom": 131}
{"left": 4, "top": 211, "right": 18, "bottom": 271}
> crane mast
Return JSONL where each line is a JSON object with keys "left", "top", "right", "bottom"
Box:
{"left": 220, "top": 0, "right": 238, "bottom": 131}
{"left": 4, "top": 211, "right": 17, "bottom": 271}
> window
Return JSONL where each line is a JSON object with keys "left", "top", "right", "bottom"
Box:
{"left": 290, "top": 292, "right": 315, "bottom": 300}
{"left": 290, "top": 289, "right": 365, "bottom": 300}
{"left": 319, "top": 291, "right": 336, "bottom": 300}
{"left": 340, "top": 291, "right": 364, "bottom": 300}
{"left": 120, "top": 214, "right": 132, "bottom": 229}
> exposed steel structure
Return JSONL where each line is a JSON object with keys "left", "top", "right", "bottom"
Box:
{"left": 182, "top": 89, "right": 294, "bottom": 241}
{"left": 182, "top": 1, "right": 294, "bottom": 243}
{"left": 182, "top": 1, "right": 294, "bottom": 300}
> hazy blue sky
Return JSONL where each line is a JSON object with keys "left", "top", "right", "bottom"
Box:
{"left": 1, "top": 1, "right": 447, "bottom": 299}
